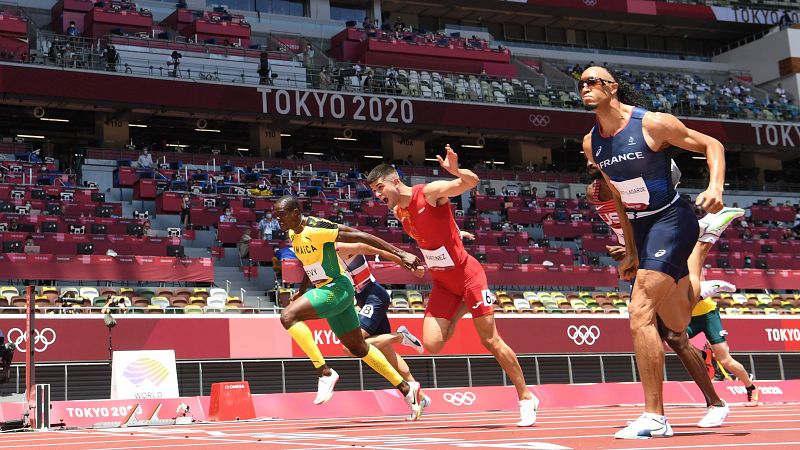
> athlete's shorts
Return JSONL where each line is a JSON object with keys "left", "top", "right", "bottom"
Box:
{"left": 687, "top": 308, "right": 727, "bottom": 344}
{"left": 426, "top": 254, "right": 494, "bottom": 320}
{"left": 355, "top": 281, "right": 391, "bottom": 336}
{"left": 630, "top": 198, "right": 699, "bottom": 282}
{"left": 305, "top": 276, "right": 359, "bottom": 337}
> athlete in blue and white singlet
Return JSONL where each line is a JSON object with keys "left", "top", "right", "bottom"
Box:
{"left": 591, "top": 108, "right": 698, "bottom": 281}
{"left": 579, "top": 65, "right": 741, "bottom": 440}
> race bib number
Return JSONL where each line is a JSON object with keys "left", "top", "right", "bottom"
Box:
{"left": 303, "top": 262, "right": 328, "bottom": 284}
{"left": 359, "top": 304, "right": 374, "bottom": 318}
{"left": 481, "top": 289, "right": 496, "bottom": 306}
{"left": 420, "top": 246, "right": 455, "bottom": 268}
{"left": 610, "top": 177, "right": 650, "bottom": 211}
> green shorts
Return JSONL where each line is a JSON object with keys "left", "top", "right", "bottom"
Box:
{"left": 305, "top": 276, "right": 359, "bottom": 337}
{"left": 687, "top": 308, "right": 727, "bottom": 344}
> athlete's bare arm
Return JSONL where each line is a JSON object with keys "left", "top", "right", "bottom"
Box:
{"left": 643, "top": 112, "right": 725, "bottom": 213}
{"left": 422, "top": 145, "right": 479, "bottom": 207}
{"left": 583, "top": 133, "right": 638, "bottom": 280}
{"left": 336, "top": 224, "right": 422, "bottom": 271}
{"left": 335, "top": 242, "right": 424, "bottom": 277}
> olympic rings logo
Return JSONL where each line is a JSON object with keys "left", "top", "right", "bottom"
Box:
{"left": 567, "top": 325, "right": 600, "bottom": 346}
{"left": 7, "top": 327, "right": 57, "bottom": 352}
{"left": 443, "top": 391, "right": 476, "bottom": 406}
{"left": 583, "top": 0, "right": 598, "bottom": 6}
{"left": 528, "top": 114, "right": 551, "bottom": 127}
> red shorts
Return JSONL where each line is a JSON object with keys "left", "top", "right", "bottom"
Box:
{"left": 425, "top": 255, "right": 495, "bottom": 320}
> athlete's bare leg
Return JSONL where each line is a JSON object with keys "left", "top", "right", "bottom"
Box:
{"left": 342, "top": 330, "right": 416, "bottom": 382}
{"left": 710, "top": 341, "right": 753, "bottom": 388}
{"left": 630, "top": 269, "right": 692, "bottom": 416}
{"left": 687, "top": 241, "right": 714, "bottom": 308}
{"left": 659, "top": 320, "right": 724, "bottom": 407}
{"left": 473, "top": 314, "right": 533, "bottom": 401}
{"left": 421, "top": 303, "right": 468, "bottom": 353}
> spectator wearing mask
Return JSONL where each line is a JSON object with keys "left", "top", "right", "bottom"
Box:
{"left": 219, "top": 207, "right": 237, "bottom": 223}
{"left": 258, "top": 212, "right": 280, "bottom": 239}
{"left": 136, "top": 148, "right": 153, "bottom": 169}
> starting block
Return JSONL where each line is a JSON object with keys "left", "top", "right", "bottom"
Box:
{"left": 208, "top": 381, "right": 255, "bottom": 421}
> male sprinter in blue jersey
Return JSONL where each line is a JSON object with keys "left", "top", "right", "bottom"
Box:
{"left": 580, "top": 65, "right": 744, "bottom": 439}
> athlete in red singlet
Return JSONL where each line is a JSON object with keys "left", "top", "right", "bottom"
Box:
{"left": 367, "top": 145, "right": 539, "bottom": 427}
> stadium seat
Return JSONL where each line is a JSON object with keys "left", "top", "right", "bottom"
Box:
{"left": 184, "top": 305, "right": 203, "bottom": 314}
{"left": 150, "top": 297, "right": 170, "bottom": 309}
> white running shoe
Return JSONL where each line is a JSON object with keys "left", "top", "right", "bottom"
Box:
{"left": 698, "top": 207, "right": 745, "bottom": 244}
{"left": 313, "top": 369, "right": 339, "bottom": 405}
{"left": 405, "top": 381, "right": 423, "bottom": 421}
{"left": 421, "top": 393, "right": 432, "bottom": 410}
{"left": 700, "top": 280, "right": 737, "bottom": 298}
{"left": 516, "top": 395, "right": 540, "bottom": 427}
{"left": 397, "top": 325, "right": 424, "bottom": 354}
{"left": 697, "top": 401, "right": 729, "bottom": 428}
{"left": 614, "top": 413, "right": 674, "bottom": 439}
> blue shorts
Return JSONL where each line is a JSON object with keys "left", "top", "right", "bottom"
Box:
{"left": 355, "top": 281, "right": 391, "bottom": 336}
{"left": 631, "top": 198, "right": 698, "bottom": 282}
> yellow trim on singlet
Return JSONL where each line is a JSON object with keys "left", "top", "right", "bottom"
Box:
{"left": 692, "top": 297, "right": 717, "bottom": 317}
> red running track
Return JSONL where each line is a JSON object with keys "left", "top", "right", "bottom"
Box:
{"left": 2, "top": 403, "right": 800, "bottom": 449}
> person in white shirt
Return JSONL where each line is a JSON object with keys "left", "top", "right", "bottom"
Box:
{"left": 136, "top": 148, "right": 153, "bottom": 169}
{"left": 219, "top": 207, "right": 237, "bottom": 223}
{"left": 257, "top": 212, "right": 280, "bottom": 239}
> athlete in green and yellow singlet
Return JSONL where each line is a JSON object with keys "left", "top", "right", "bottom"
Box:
{"left": 273, "top": 195, "right": 427, "bottom": 420}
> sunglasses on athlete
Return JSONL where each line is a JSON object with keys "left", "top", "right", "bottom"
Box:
{"left": 577, "top": 77, "right": 616, "bottom": 91}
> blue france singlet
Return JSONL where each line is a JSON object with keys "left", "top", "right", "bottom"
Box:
{"left": 591, "top": 107, "right": 676, "bottom": 214}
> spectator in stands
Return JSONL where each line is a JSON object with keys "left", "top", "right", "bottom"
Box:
{"left": 101, "top": 296, "right": 128, "bottom": 315}
{"left": 219, "top": 207, "right": 237, "bottom": 223}
{"left": 775, "top": 84, "right": 787, "bottom": 99}
{"left": 24, "top": 236, "right": 38, "bottom": 254}
{"left": 56, "top": 292, "right": 82, "bottom": 314}
{"left": 136, "top": 148, "right": 153, "bottom": 169}
{"left": 104, "top": 45, "right": 118, "bottom": 72}
{"left": 168, "top": 51, "right": 182, "bottom": 78}
{"left": 66, "top": 21, "right": 79, "bottom": 37}
{"left": 479, "top": 69, "right": 489, "bottom": 81}
{"left": 353, "top": 61, "right": 363, "bottom": 82}
{"left": 780, "top": 10, "right": 793, "bottom": 30}
{"left": 318, "top": 67, "right": 331, "bottom": 90}
{"left": 394, "top": 17, "right": 405, "bottom": 33}
{"left": 362, "top": 68, "right": 374, "bottom": 93}
{"left": 180, "top": 194, "right": 192, "bottom": 228}
{"left": 385, "top": 67, "right": 398, "bottom": 91}
{"left": 8, "top": 218, "right": 20, "bottom": 232}
{"left": 793, "top": 208, "right": 800, "bottom": 234}
{"left": 303, "top": 43, "right": 314, "bottom": 69}
{"left": 258, "top": 212, "right": 280, "bottom": 239}
{"left": 238, "top": 229, "right": 252, "bottom": 259}
{"left": 142, "top": 220, "right": 156, "bottom": 238}
{"left": 258, "top": 52, "right": 273, "bottom": 85}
